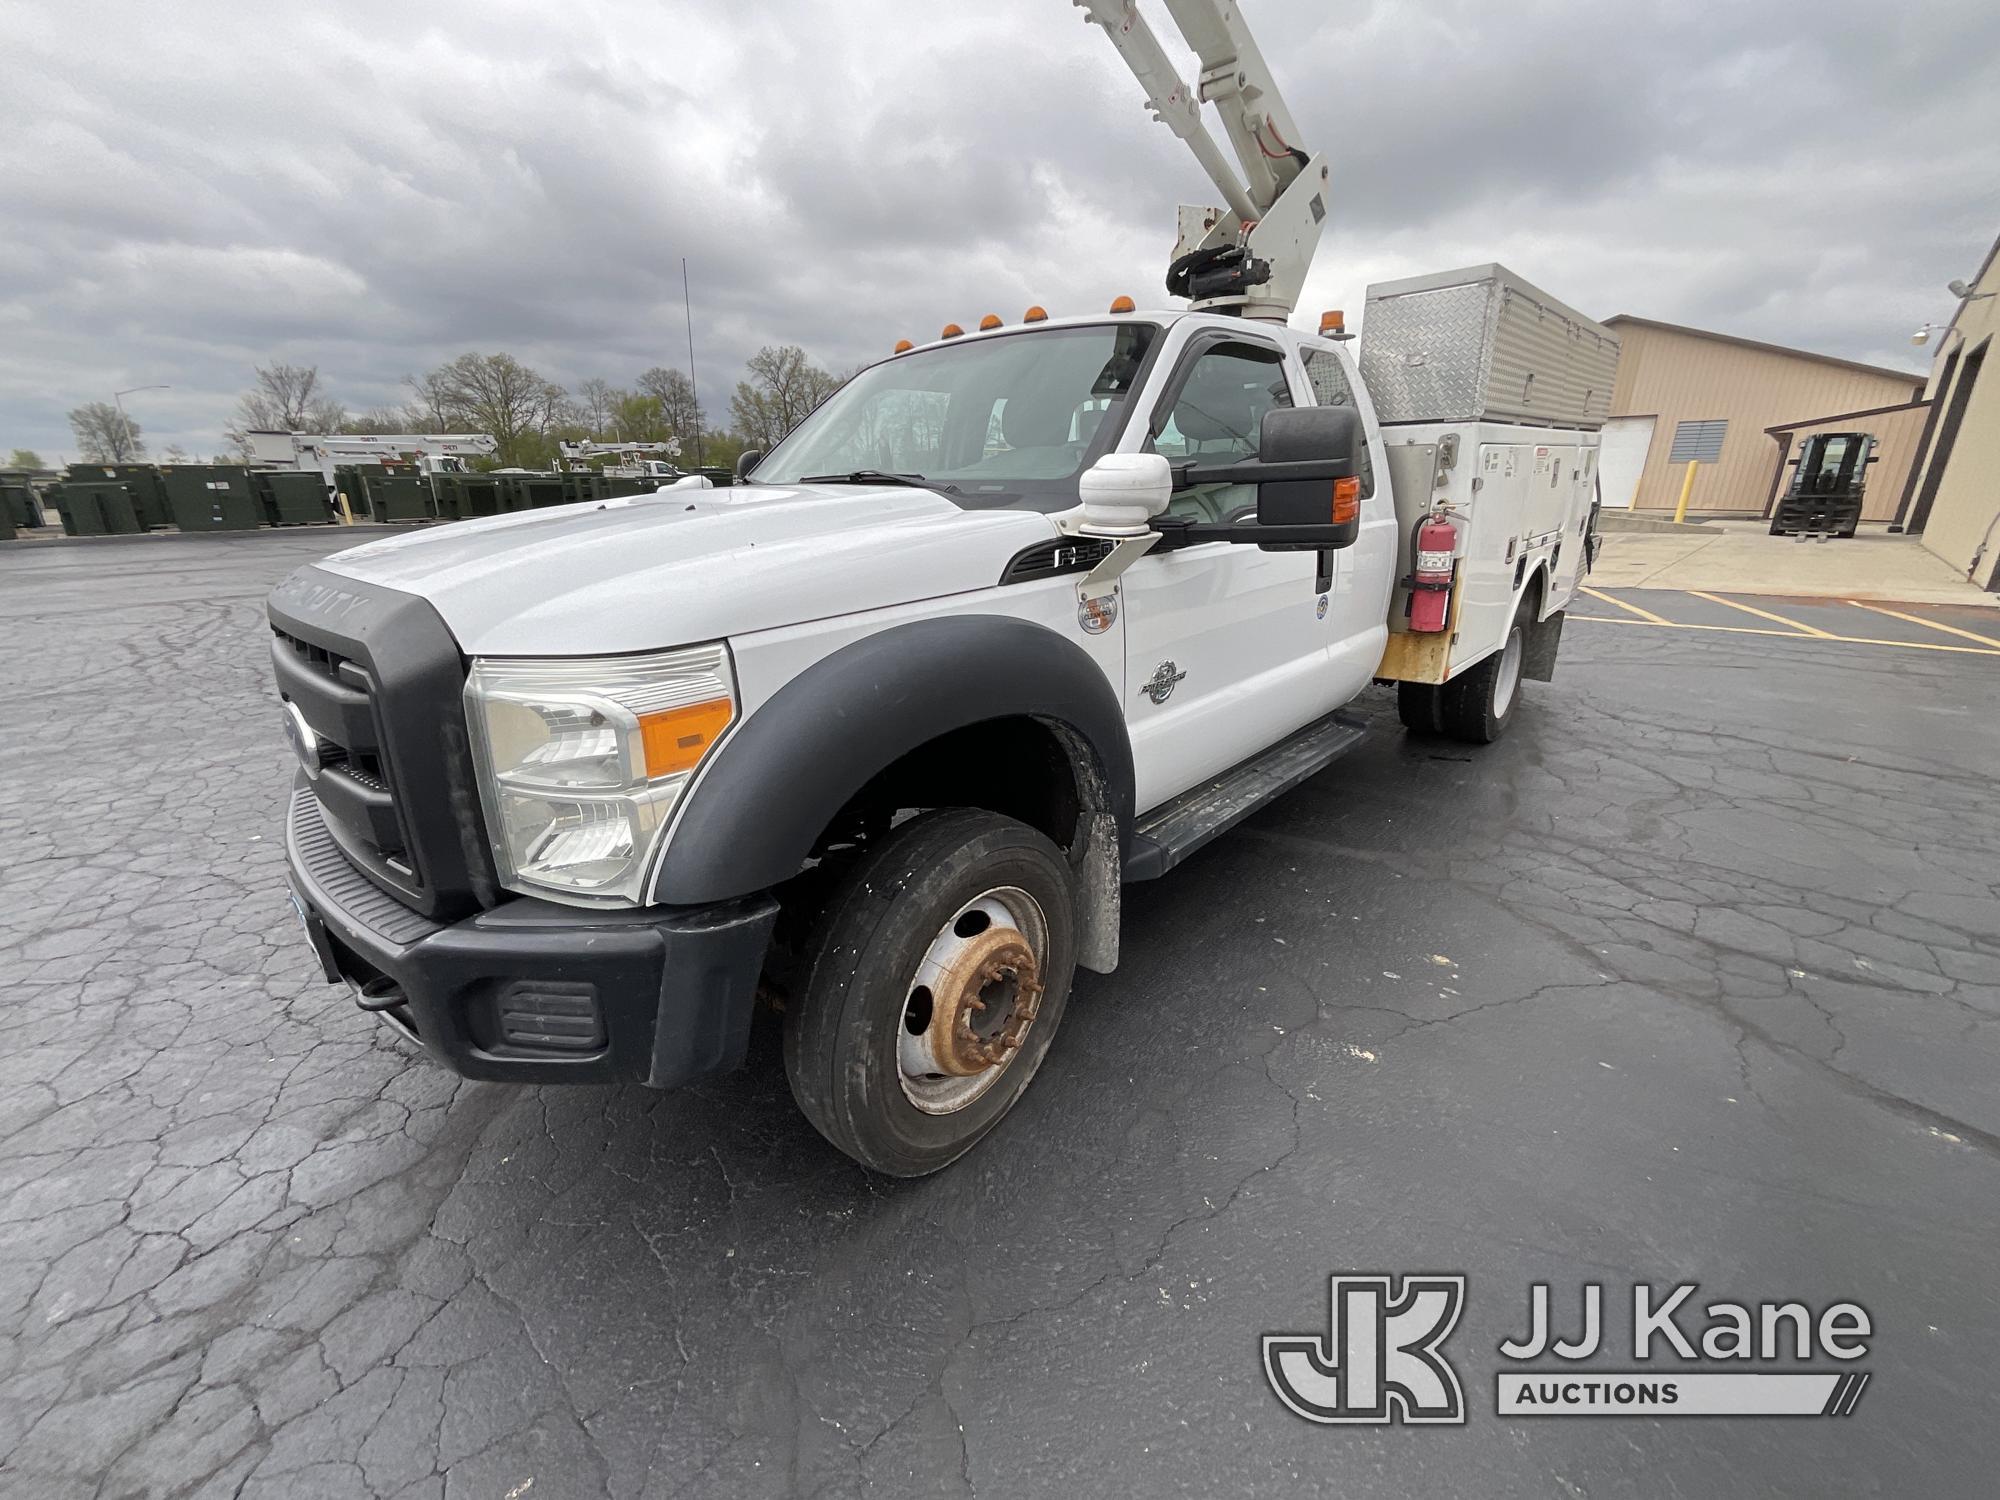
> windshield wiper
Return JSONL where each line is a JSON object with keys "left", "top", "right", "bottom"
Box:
{"left": 797, "top": 469, "right": 954, "bottom": 492}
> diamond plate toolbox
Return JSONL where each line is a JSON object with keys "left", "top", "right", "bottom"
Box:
{"left": 1357, "top": 263, "right": 1620, "bottom": 427}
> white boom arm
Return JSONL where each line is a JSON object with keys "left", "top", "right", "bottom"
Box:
{"left": 1074, "top": 0, "right": 1329, "bottom": 321}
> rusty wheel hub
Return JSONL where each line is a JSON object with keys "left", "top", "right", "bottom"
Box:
{"left": 897, "top": 886, "right": 1051, "bottom": 1115}
{"left": 926, "top": 927, "right": 1045, "bottom": 1076}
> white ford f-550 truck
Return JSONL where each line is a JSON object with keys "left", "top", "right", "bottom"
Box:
{"left": 270, "top": 1, "right": 1617, "bottom": 1173}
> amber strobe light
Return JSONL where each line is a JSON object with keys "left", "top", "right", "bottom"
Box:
{"left": 1319, "top": 309, "right": 1346, "bottom": 336}
{"left": 640, "top": 697, "right": 735, "bottom": 778}
{"left": 1332, "top": 476, "right": 1361, "bottom": 526}
{"left": 1109, "top": 295, "right": 1136, "bottom": 313}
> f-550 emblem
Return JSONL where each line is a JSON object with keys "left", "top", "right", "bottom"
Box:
{"left": 1140, "top": 660, "right": 1186, "bottom": 705}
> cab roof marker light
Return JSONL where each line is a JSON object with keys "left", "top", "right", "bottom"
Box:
{"left": 979, "top": 314, "right": 1003, "bottom": 330}
{"left": 1109, "top": 295, "right": 1136, "bottom": 314}
{"left": 1023, "top": 305, "right": 1049, "bottom": 323}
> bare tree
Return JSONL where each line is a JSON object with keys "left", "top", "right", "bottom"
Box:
{"left": 401, "top": 369, "right": 455, "bottom": 432}
{"left": 338, "top": 408, "right": 406, "bottom": 435}
{"left": 163, "top": 443, "right": 191, "bottom": 463}
{"left": 611, "top": 393, "right": 670, "bottom": 444}
{"left": 728, "top": 345, "right": 841, "bottom": 451}
{"left": 233, "top": 363, "right": 347, "bottom": 434}
{"left": 635, "top": 367, "right": 703, "bottom": 442}
{"left": 422, "top": 352, "right": 569, "bottom": 467}
{"left": 574, "top": 378, "right": 620, "bottom": 438}
{"left": 68, "top": 402, "right": 145, "bottom": 462}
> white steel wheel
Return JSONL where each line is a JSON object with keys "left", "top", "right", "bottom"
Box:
{"left": 784, "top": 808, "right": 1079, "bottom": 1175}
{"left": 1492, "top": 623, "right": 1525, "bottom": 719}
{"left": 897, "top": 886, "right": 1050, "bottom": 1115}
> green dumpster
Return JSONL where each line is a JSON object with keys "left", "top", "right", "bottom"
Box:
{"left": 97, "top": 463, "right": 172, "bottom": 529}
{"left": 2, "top": 480, "right": 41, "bottom": 529}
{"left": 331, "top": 465, "right": 371, "bottom": 520}
{"left": 56, "top": 481, "right": 143, "bottom": 536}
{"left": 159, "top": 465, "right": 262, "bottom": 531}
{"left": 432, "top": 473, "right": 502, "bottom": 520}
{"left": 597, "top": 474, "right": 656, "bottom": 498}
{"left": 254, "top": 471, "right": 332, "bottom": 525}
{"left": 350, "top": 465, "right": 433, "bottom": 522}
{"left": 516, "top": 475, "right": 570, "bottom": 509}
{"left": 698, "top": 466, "right": 736, "bottom": 488}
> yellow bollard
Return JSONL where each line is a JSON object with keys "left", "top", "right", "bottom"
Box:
{"left": 1672, "top": 459, "right": 1698, "bottom": 524}
{"left": 337, "top": 491, "right": 354, "bottom": 525}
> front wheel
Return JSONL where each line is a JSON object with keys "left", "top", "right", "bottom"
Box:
{"left": 783, "top": 809, "right": 1077, "bottom": 1176}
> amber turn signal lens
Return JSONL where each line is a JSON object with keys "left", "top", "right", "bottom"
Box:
{"left": 639, "top": 697, "right": 734, "bottom": 778}
{"left": 1109, "top": 295, "right": 1136, "bottom": 313}
{"left": 893, "top": 338, "right": 914, "bottom": 353}
{"left": 1332, "top": 476, "right": 1361, "bottom": 526}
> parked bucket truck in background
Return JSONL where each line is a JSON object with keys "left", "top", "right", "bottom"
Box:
{"left": 268, "top": 0, "right": 1616, "bottom": 1174}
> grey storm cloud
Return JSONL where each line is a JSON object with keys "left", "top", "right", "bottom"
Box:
{"left": 3, "top": 0, "right": 1996, "bottom": 460}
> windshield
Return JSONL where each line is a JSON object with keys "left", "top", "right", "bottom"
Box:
{"left": 752, "top": 322, "right": 1160, "bottom": 507}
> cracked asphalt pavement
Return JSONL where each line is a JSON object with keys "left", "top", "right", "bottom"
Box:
{"left": 3, "top": 531, "right": 1997, "bottom": 1497}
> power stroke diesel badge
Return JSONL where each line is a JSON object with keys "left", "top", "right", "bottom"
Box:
{"left": 1140, "top": 660, "right": 1186, "bottom": 704}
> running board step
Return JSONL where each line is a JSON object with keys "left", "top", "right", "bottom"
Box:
{"left": 1124, "top": 711, "right": 1369, "bottom": 882}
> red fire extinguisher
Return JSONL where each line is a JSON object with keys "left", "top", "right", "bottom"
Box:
{"left": 1408, "top": 513, "right": 1457, "bottom": 633}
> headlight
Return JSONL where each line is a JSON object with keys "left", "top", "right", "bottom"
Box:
{"left": 464, "top": 644, "right": 735, "bottom": 906}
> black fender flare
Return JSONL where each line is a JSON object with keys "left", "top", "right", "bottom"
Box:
{"left": 649, "top": 615, "right": 1134, "bottom": 906}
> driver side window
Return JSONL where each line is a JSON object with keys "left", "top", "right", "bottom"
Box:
{"left": 1148, "top": 341, "right": 1292, "bottom": 523}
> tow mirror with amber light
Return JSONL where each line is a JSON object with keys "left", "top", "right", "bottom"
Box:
{"left": 1252, "top": 405, "right": 1363, "bottom": 550}
{"left": 1177, "top": 405, "right": 1365, "bottom": 551}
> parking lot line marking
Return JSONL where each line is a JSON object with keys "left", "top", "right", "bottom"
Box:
{"left": 1579, "top": 586, "right": 1672, "bottom": 625}
{"left": 1687, "top": 590, "right": 1832, "bottom": 637}
{"left": 1846, "top": 600, "right": 2000, "bottom": 649}
{"left": 1569, "top": 614, "right": 2000, "bottom": 657}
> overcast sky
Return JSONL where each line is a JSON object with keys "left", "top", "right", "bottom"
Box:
{"left": 5, "top": 0, "right": 1997, "bottom": 461}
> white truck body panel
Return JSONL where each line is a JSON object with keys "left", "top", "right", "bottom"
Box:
{"left": 1380, "top": 421, "right": 1600, "bottom": 680}
{"left": 313, "top": 483, "right": 1053, "bottom": 657}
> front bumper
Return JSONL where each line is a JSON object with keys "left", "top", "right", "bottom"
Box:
{"left": 284, "top": 784, "right": 778, "bottom": 1087}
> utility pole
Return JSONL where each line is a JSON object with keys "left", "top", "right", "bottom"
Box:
{"left": 113, "top": 384, "right": 170, "bottom": 463}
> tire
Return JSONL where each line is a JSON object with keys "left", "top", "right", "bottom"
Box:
{"left": 1438, "top": 600, "right": 1529, "bottom": 744}
{"left": 1396, "top": 679, "right": 1444, "bottom": 735}
{"left": 783, "top": 808, "right": 1077, "bottom": 1176}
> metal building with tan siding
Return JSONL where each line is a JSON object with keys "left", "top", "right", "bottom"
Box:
{"left": 1904, "top": 233, "right": 2000, "bottom": 590}
{"left": 1599, "top": 316, "right": 1925, "bottom": 522}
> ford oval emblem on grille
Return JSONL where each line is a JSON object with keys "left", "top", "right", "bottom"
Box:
{"left": 283, "top": 700, "right": 325, "bottom": 779}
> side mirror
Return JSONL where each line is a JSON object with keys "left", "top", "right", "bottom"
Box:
{"left": 1252, "top": 406, "right": 1363, "bottom": 551}
{"left": 735, "top": 449, "right": 763, "bottom": 481}
{"left": 1075, "top": 452, "right": 1173, "bottom": 536}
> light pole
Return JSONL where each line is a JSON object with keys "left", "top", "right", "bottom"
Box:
{"left": 112, "top": 385, "right": 170, "bottom": 463}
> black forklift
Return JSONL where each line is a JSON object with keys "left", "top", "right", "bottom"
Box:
{"left": 1770, "top": 431, "right": 1876, "bottom": 540}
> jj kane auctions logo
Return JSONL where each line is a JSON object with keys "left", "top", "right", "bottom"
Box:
{"left": 1264, "top": 1276, "right": 1873, "bottom": 1423}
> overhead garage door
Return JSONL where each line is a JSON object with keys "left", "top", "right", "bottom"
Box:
{"left": 1597, "top": 415, "right": 1656, "bottom": 509}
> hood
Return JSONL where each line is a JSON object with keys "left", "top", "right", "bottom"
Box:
{"left": 310, "top": 483, "right": 1057, "bottom": 655}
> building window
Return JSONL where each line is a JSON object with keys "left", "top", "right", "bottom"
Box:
{"left": 1667, "top": 418, "right": 1728, "bottom": 463}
